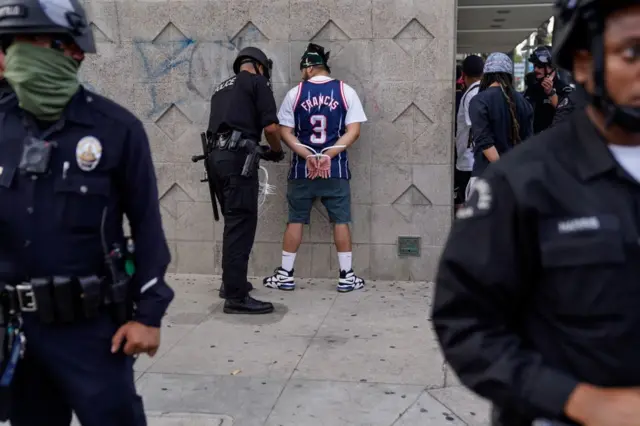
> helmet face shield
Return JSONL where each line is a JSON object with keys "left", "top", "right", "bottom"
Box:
{"left": 536, "top": 52, "right": 552, "bottom": 65}
{"left": 0, "top": 0, "right": 96, "bottom": 53}
{"left": 265, "top": 58, "right": 273, "bottom": 80}
{"left": 530, "top": 47, "right": 553, "bottom": 68}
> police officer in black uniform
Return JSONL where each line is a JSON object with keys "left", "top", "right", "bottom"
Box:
{"left": 431, "top": 0, "right": 640, "bottom": 425}
{"left": 524, "top": 45, "right": 574, "bottom": 133}
{"left": 0, "top": 0, "right": 174, "bottom": 424}
{"left": 207, "top": 46, "right": 284, "bottom": 315}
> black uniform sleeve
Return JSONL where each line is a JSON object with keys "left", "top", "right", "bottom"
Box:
{"left": 253, "top": 75, "right": 279, "bottom": 129}
{"left": 550, "top": 83, "right": 576, "bottom": 127}
{"left": 120, "top": 119, "right": 175, "bottom": 328}
{"left": 431, "top": 169, "right": 579, "bottom": 418}
{"left": 207, "top": 93, "right": 220, "bottom": 134}
{"left": 468, "top": 97, "right": 494, "bottom": 151}
{"left": 523, "top": 85, "right": 535, "bottom": 106}
{"left": 551, "top": 94, "right": 575, "bottom": 128}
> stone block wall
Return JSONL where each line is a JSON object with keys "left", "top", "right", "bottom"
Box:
{"left": 78, "top": 0, "right": 456, "bottom": 281}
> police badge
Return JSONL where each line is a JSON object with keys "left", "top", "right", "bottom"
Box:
{"left": 76, "top": 136, "right": 102, "bottom": 172}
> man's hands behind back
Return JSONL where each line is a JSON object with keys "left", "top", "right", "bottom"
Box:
{"left": 305, "top": 155, "right": 330, "bottom": 179}
{"left": 316, "top": 156, "right": 331, "bottom": 179}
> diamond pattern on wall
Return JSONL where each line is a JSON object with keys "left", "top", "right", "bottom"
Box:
{"left": 153, "top": 22, "right": 189, "bottom": 45}
{"left": 159, "top": 183, "right": 194, "bottom": 219}
{"left": 393, "top": 18, "right": 434, "bottom": 55}
{"left": 311, "top": 20, "right": 350, "bottom": 41}
{"left": 155, "top": 104, "right": 192, "bottom": 140}
{"left": 391, "top": 185, "right": 432, "bottom": 222}
{"left": 231, "top": 22, "right": 269, "bottom": 50}
{"left": 392, "top": 103, "right": 434, "bottom": 142}
{"left": 90, "top": 22, "right": 113, "bottom": 43}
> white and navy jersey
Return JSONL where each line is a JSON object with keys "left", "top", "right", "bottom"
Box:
{"left": 278, "top": 76, "right": 367, "bottom": 180}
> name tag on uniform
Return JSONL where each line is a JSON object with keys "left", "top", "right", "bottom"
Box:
{"left": 557, "top": 216, "right": 601, "bottom": 234}
{"left": 538, "top": 214, "right": 625, "bottom": 267}
{"left": 540, "top": 214, "right": 620, "bottom": 239}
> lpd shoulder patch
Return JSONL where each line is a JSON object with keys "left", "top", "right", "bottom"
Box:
{"left": 456, "top": 178, "right": 493, "bottom": 220}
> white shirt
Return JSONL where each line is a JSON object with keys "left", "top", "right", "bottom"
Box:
{"left": 278, "top": 76, "right": 367, "bottom": 128}
{"left": 455, "top": 82, "right": 480, "bottom": 172}
{"left": 609, "top": 144, "right": 640, "bottom": 182}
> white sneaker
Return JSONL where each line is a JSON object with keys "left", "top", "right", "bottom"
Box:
{"left": 263, "top": 267, "right": 296, "bottom": 291}
{"left": 337, "top": 269, "right": 365, "bottom": 293}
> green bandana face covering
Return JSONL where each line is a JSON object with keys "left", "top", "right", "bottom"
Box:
{"left": 4, "top": 42, "right": 81, "bottom": 121}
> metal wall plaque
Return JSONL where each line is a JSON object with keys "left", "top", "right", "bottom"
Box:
{"left": 398, "top": 236, "right": 421, "bottom": 257}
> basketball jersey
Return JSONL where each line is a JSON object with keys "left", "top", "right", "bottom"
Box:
{"left": 289, "top": 79, "right": 350, "bottom": 180}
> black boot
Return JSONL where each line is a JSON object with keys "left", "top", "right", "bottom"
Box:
{"left": 223, "top": 295, "right": 274, "bottom": 314}
{"left": 219, "top": 281, "right": 254, "bottom": 299}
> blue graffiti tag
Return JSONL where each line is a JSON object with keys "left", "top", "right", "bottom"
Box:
{"left": 133, "top": 36, "right": 196, "bottom": 118}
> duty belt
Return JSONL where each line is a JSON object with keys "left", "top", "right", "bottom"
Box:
{"left": 214, "top": 130, "right": 257, "bottom": 151}
{"left": 1, "top": 275, "right": 123, "bottom": 324}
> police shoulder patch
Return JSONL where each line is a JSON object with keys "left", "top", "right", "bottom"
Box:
{"left": 558, "top": 97, "right": 570, "bottom": 109}
{"left": 456, "top": 178, "right": 494, "bottom": 220}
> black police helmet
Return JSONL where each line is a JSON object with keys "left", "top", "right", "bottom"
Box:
{"left": 552, "top": 0, "right": 597, "bottom": 71}
{"left": 233, "top": 46, "right": 273, "bottom": 80}
{"left": 528, "top": 45, "right": 553, "bottom": 67}
{"left": 0, "top": 0, "right": 96, "bottom": 53}
{"left": 552, "top": 0, "right": 640, "bottom": 132}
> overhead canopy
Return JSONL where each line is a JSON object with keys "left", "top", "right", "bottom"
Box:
{"left": 457, "top": 0, "right": 554, "bottom": 54}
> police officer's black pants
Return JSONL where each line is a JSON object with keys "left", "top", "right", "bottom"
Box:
{"left": 9, "top": 312, "right": 146, "bottom": 426}
{"left": 211, "top": 147, "right": 259, "bottom": 300}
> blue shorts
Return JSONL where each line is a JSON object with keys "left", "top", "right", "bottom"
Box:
{"left": 287, "top": 178, "right": 351, "bottom": 225}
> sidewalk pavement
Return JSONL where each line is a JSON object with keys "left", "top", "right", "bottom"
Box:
{"left": 7, "top": 274, "right": 491, "bottom": 426}
{"left": 133, "top": 274, "right": 491, "bottom": 426}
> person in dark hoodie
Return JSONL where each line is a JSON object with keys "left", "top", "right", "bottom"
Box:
{"left": 465, "top": 52, "right": 533, "bottom": 200}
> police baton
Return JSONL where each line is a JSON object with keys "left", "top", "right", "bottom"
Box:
{"left": 192, "top": 132, "right": 220, "bottom": 221}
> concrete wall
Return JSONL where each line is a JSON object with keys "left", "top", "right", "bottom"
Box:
{"left": 78, "top": 0, "right": 456, "bottom": 281}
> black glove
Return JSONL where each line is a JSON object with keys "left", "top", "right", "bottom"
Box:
{"left": 260, "top": 147, "right": 285, "bottom": 163}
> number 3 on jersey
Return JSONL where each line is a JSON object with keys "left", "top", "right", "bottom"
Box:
{"left": 310, "top": 115, "right": 327, "bottom": 145}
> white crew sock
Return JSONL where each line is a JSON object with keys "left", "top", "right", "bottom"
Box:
{"left": 282, "top": 251, "right": 297, "bottom": 272}
{"left": 338, "top": 252, "right": 353, "bottom": 273}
